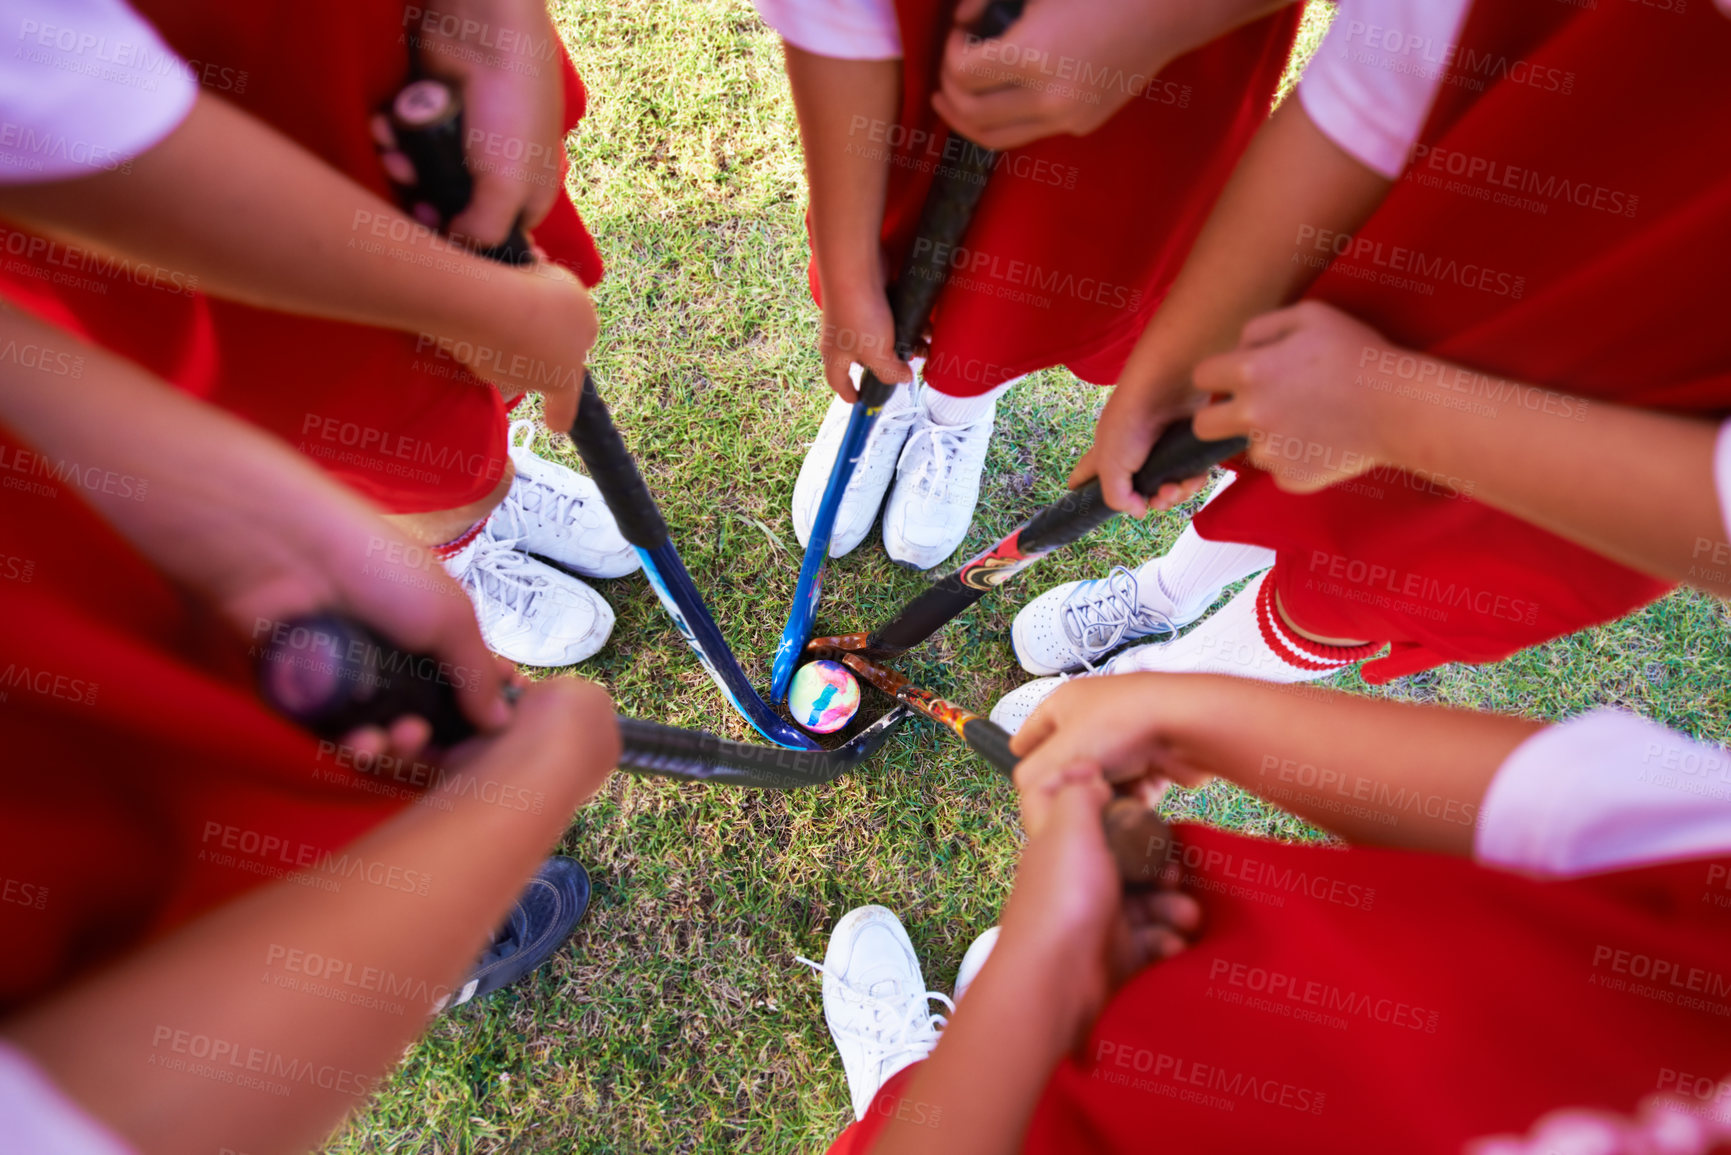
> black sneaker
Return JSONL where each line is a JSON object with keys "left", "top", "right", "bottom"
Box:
{"left": 440, "top": 856, "right": 591, "bottom": 1011}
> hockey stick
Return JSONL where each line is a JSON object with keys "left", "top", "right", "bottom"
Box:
{"left": 392, "top": 78, "right": 893, "bottom": 752}
{"left": 258, "top": 614, "right": 903, "bottom": 790}
{"left": 767, "top": 0, "right": 1027, "bottom": 703}
{"left": 818, "top": 420, "right": 1248, "bottom": 662}
{"left": 259, "top": 615, "right": 1173, "bottom": 881}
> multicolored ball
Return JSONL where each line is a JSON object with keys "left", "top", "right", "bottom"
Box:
{"left": 788, "top": 660, "right": 861, "bottom": 734}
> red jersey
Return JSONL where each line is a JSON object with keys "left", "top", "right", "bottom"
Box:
{"left": 814, "top": 1, "right": 1302, "bottom": 397}
{"left": 1195, "top": 0, "right": 1731, "bottom": 681}
{"left": 0, "top": 0, "right": 604, "bottom": 514}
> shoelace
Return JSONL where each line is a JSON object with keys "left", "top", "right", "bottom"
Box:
{"left": 459, "top": 533, "right": 553, "bottom": 616}
{"left": 796, "top": 955, "right": 954, "bottom": 1070}
{"left": 502, "top": 422, "right": 598, "bottom": 537}
{"left": 1060, "top": 566, "right": 1177, "bottom": 661}
{"left": 836, "top": 401, "right": 921, "bottom": 494}
{"left": 901, "top": 414, "right": 989, "bottom": 505}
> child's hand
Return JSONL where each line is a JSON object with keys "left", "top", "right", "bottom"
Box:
{"left": 1192, "top": 301, "right": 1400, "bottom": 494}
{"left": 379, "top": 0, "right": 568, "bottom": 248}
{"left": 1069, "top": 392, "right": 1211, "bottom": 518}
{"left": 819, "top": 281, "right": 913, "bottom": 403}
{"left": 934, "top": 0, "right": 1180, "bottom": 152}
{"left": 998, "top": 767, "right": 1202, "bottom": 1045}
{"left": 450, "top": 675, "right": 619, "bottom": 812}
{"left": 444, "top": 260, "right": 597, "bottom": 432}
{"left": 1011, "top": 674, "right": 1215, "bottom": 834}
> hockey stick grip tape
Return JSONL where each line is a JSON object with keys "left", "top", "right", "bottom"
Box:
{"left": 568, "top": 371, "right": 671, "bottom": 550}
{"left": 1016, "top": 420, "right": 1246, "bottom": 556}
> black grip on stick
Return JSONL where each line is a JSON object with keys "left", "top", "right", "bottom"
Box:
{"left": 961, "top": 716, "right": 1019, "bottom": 775}
{"left": 389, "top": 77, "right": 534, "bottom": 265}
{"left": 567, "top": 372, "right": 669, "bottom": 550}
{"left": 256, "top": 613, "right": 476, "bottom": 748}
{"left": 1017, "top": 421, "right": 1245, "bottom": 556}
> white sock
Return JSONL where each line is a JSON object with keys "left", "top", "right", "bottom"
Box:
{"left": 922, "top": 377, "right": 1016, "bottom": 426}
{"left": 1118, "top": 573, "right": 1349, "bottom": 685}
{"left": 1137, "top": 523, "right": 1276, "bottom": 623}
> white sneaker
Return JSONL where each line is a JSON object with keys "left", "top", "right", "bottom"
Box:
{"left": 881, "top": 394, "right": 995, "bottom": 570}
{"left": 445, "top": 532, "right": 614, "bottom": 667}
{"left": 1013, "top": 564, "right": 1199, "bottom": 676}
{"left": 988, "top": 645, "right": 1149, "bottom": 735}
{"left": 791, "top": 368, "right": 921, "bottom": 558}
{"left": 497, "top": 421, "right": 638, "bottom": 579}
{"left": 952, "top": 926, "right": 999, "bottom": 1004}
{"left": 798, "top": 905, "right": 953, "bottom": 1121}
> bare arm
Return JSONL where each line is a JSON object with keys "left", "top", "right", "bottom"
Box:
{"left": 1075, "top": 98, "right": 1392, "bottom": 515}
{"left": 1188, "top": 302, "right": 1731, "bottom": 597}
{"left": 937, "top": 0, "right": 1294, "bottom": 150}
{"left": 782, "top": 44, "right": 912, "bottom": 398}
{"left": 0, "top": 91, "right": 596, "bottom": 428}
{"left": 1012, "top": 674, "right": 1541, "bottom": 855}
{"left": 1, "top": 678, "right": 617, "bottom": 1155}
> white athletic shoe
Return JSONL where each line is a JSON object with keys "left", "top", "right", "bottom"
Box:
{"left": 881, "top": 394, "right": 995, "bottom": 570}
{"left": 792, "top": 369, "right": 921, "bottom": 558}
{"left": 445, "top": 532, "right": 614, "bottom": 667}
{"left": 952, "top": 926, "right": 999, "bottom": 1005}
{"left": 496, "top": 421, "right": 638, "bottom": 579}
{"left": 988, "top": 646, "right": 1150, "bottom": 735}
{"left": 1012, "top": 564, "right": 1199, "bottom": 676}
{"left": 798, "top": 905, "right": 953, "bottom": 1121}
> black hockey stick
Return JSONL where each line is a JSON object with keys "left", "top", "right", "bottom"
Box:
{"left": 822, "top": 421, "right": 1248, "bottom": 662}
{"left": 258, "top": 614, "right": 1175, "bottom": 882}
{"left": 257, "top": 614, "right": 901, "bottom": 790}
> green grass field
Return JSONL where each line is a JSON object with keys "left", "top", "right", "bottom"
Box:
{"left": 328, "top": 3, "right": 1731, "bottom": 1150}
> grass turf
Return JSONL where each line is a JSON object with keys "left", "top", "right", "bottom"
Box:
{"left": 326, "top": 3, "right": 1731, "bottom": 1150}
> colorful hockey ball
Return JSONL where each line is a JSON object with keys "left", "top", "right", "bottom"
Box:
{"left": 788, "top": 660, "right": 862, "bottom": 734}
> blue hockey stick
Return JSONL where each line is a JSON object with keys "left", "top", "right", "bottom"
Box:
{"left": 768, "top": 0, "right": 1026, "bottom": 703}
{"left": 569, "top": 373, "right": 914, "bottom": 752}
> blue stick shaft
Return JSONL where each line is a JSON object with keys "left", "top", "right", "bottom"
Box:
{"left": 769, "top": 380, "right": 890, "bottom": 700}
{"left": 638, "top": 541, "right": 822, "bottom": 751}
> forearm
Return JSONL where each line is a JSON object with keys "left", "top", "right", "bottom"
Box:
{"left": 1, "top": 692, "right": 611, "bottom": 1155}
{"left": 1369, "top": 359, "right": 1726, "bottom": 595}
{"left": 1152, "top": 676, "right": 1539, "bottom": 853}
{"left": 0, "top": 92, "right": 542, "bottom": 350}
{"left": 871, "top": 942, "right": 1078, "bottom": 1155}
{"left": 784, "top": 46, "right": 900, "bottom": 305}
{"left": 1119, "top": 100, "right": 1389, "bottom": 405}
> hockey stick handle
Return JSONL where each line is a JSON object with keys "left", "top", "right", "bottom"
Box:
{"left": 389, "top": 77, "right": 534, "bottom": 265}
{"left": 851, "top": 0, "right": 1026, "bottom": 412}
{"left": 255, "top": 614, "right": 888, "bottom": 788}
{"left": 567, "top": 371, "right": 670, "bottom": 550}
{"left": 1018, "top": 419, "right": 1247, "bottom": 556}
